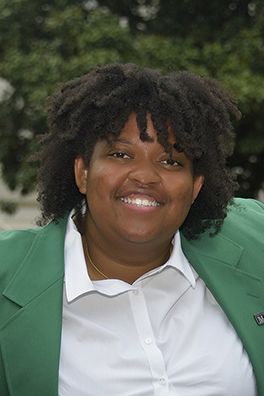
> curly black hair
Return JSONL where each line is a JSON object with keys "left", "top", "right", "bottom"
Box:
{"left": 35, "top": 62, "right": 241, "bottom": 240}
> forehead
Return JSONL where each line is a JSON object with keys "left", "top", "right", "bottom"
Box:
{"left": 119, "top": 112, "right": 155, "bottom": 139}
{"left": 110, "top": 112, "right": 176, "bottom": 146}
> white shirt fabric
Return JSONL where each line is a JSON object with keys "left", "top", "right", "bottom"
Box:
{"left": 58, "top": 214, "right": 257, "bottom": 396}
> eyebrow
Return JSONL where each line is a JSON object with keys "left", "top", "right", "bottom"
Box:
{"left": 112, "top": 138, "right": 133, "bottom": 145}
{"left": 110, "top": 138, "right": 184, "bottom": 153}
{"left": 116, "top": 138, "right": 132, "bottom": 144}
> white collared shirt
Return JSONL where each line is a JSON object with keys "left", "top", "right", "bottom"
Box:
{"left": 58, "top": 214, "right": 257, "bottom": 396}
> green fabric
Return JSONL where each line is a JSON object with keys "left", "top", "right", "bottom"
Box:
{"left": 0, "top": 198, "right": 263, "bottom": 395}
{"left": 0, "top": 218, "right": 67, "bottom": 396}
{"left": 182, "top": 198, "right": 264, "bottom": 395}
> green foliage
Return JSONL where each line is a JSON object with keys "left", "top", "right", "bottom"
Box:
{"left": 0, "top": 200, "right": 17, "bottom": 215}
{"left": 97, "top": 0, "right": 260, "bottom": 39}
{"left": 0, "top": 0, "right": 264, "bottom": 205}
{"left": 0, "top": 2, "right": 134, "bottom": 194}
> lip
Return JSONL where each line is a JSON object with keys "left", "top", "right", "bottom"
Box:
{"left": 120, "top": 196, "right": 160, "bottom": 207}
{"left": 117, "top": 188, "right": 166, "bottom": 206}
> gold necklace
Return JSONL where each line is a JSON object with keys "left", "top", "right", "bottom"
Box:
{"left": 84, "top": 241, "right": 173, "bottom": 280}
{"left": 85, "top": 242, "right": 109, "bottom": 279}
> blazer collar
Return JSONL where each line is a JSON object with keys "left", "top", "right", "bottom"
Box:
{"left": 181, "top": 232, "right": 264, "bottom": 395}
{"left": 0, "top": 216, "right": 67, "bottom": 396}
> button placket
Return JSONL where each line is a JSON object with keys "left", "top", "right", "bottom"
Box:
{"left": 129, "top": 288, "right": 169, "bottom": 395}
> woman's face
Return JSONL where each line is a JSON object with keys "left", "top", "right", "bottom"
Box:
{"left": 75, "top": 113, "right": 203, "bottom": 246}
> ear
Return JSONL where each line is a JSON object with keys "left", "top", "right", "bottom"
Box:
{"left": 74, "top": 157, "right": 88, "bottom": 194}
{"left": 192, "top": 174, "right": 204, "bottom": 204}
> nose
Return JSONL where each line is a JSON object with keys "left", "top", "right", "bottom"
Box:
{"left": 128, "top": 160, "right": 161, "bottom": 185}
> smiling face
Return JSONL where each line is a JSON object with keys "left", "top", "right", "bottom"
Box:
{"left": 75, "top": 113, "right": 204, "bottom": 248}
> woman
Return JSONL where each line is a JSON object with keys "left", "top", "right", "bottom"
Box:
{"left": 0, "top": 63, "right": 263, "bottom": 395}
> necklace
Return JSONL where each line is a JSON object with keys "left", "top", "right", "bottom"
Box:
{"left": 84, "top": 240, "right": 173, "bottom": 280}
{"left": 85, "top": 242, "right": 109, "bottom": 279}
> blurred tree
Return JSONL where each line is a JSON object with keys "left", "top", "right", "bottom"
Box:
{"left": 0, "top": 0, "right": 263, "bottom": 204}
{"left": 97, "top": 0, "right": 260, "bottom": 39}
{"left": 0, "top": 1, "right": 134, "bottom": 196}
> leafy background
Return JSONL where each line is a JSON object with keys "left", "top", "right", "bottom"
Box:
{"left": 0, "top": 0, "right": 264, "bottom": 213}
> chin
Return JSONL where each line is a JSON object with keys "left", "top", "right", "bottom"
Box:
{"left": 118, "top": 230, "right": 156, "bottom": 244}
{"left": 119, "top": 229, "right": 165, "bottom": 245}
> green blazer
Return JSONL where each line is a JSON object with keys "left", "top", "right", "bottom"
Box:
{"left": 0, "top": 198, "right": 264, "bottom": 395}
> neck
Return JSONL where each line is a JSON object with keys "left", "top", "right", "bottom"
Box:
{"left": 81, "top": 235, "right": 173, "bottom": 284}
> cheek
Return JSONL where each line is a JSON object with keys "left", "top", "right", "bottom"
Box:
{"left": 86, "top": 178, "right": 110, "bottom": 223}
{"left": 169, "top": 177, "right": 195, "bottom": 206}
{"left": 86, "top": 166, "right": 123, "bottom": 204}
{"left": 87, "top": 175, "right": 108, "bottom": 203}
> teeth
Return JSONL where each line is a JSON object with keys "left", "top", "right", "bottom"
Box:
{"left": 121, "top": 197, "right": 160, "bottom": 207}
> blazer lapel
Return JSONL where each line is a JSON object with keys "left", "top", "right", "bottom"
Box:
{"left": 181, "top": 232, "right": 264, "bottom": 396}
{"left": 0, "top": 217, "right": 67, "bottom": 396}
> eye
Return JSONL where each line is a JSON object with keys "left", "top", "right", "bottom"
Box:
{"left": 160, "top": 158, "right": 181, "bottom": 167}
{"left": 109, "top": 152, "right": 130, "bottom": 159}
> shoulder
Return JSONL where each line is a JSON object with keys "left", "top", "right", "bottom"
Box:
{"left": 182, "top": 198, "right": 264, "bottom": 253}
{"left": 181, "top": 198, "right": 264, "bottom": 279}
{"left": 0, "top": 216, "right": 68, "bottom": 289}
{"left": 0, "top": 227, "right": 44, "bottom": 286}
{"left": 220, "top": 198, "right": 264, "bottom": 241}
{"left": 0, "top": 214, "right": 69, "bottom": 253}
{"left": 0, "top": 226, "right": 44, "bottom": 257}
{"left": 0, "top": 226, "right": 41, "bottom": 243}
{"left": 215, "top": 198, "right": 264, "bottom": 277}
{"left": 203, "top": 197, "right": 263, "bottom": 260}
{"left": 0, "top": 227, "right": 42, "bottom": 259}
{"left": 227, "top": 197, "right": 264, "bottom": 216}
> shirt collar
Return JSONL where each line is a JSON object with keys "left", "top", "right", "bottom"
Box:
{"left": 64, "top": 212, "right": 197, "bottom": 303}
{"left": 169, "top": 231, "right": 197, "bottom": 288}
{"left": 64, "top": 212, "right": 96, "bottom": 302}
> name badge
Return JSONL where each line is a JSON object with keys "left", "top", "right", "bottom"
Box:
{"left": 254, "top": 311, "right": 264, "bottom": 325}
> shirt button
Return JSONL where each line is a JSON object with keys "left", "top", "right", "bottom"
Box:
{"left": 133, "top": 290, "right": 139, "bottom": 295}
{"left": 145, "top": 337, "right": 152, "bottom": 344}
{"left": 158, "top": 378, "right": 166, "bottom": 386}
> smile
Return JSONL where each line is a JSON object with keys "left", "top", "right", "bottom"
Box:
{"left": 120, "top": 197, "right": 160, "bottom": 207}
